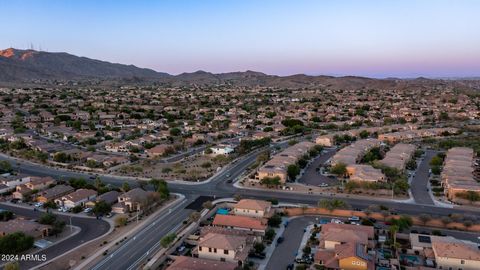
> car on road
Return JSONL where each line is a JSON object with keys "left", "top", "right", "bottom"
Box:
{"left": 84, "top": 208, "right": 92, "bottom": 213}
{"left": 226, "top": 179, "right": 233, "bottom": 183}
{"left": 34, "top": 202, "right": 43, "bottom": 208}
{"left": 276, "top": 236, "right": 284, "bottom": 245}
{"left": 286, "top": 264, "right": 294, "bottom": 270}
{"left": 106, "top": 212, "right": 113, "bottom": 218}
{"left": 10, "top": 198, "right": 20, "bottom": 204}
{"left": 225, "top": 173, "right": 231, "bottom": 178}
{"left": 318, "top": 183, "right": 329, "bottom": 187}
{"left": 248, "top": 251, "right": 266, "bottom": 259}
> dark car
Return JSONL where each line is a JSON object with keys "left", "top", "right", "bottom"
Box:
{"left": 286, "top": 264, "right": 294, "bottom": 270}
{"left": 276, "top": 237, "right": 284, "bottom": 245}
{"left": 248, "top": 252, "right": 266, "bottom": 259}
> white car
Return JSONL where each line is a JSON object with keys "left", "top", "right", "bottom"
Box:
{"left": 318, "top": 183, "right": 329, "bottom": 187}
{"left": 348, "top": 216, "right": 360, "bottom": 222}
{"left": 34, "top": 202, "right": 43, "bottom": 208}
{"left": 331, "top": 219, "right": 343, "bottom": 224}
{"left": 84, "top": 208, "right": 92, "bottom": 213}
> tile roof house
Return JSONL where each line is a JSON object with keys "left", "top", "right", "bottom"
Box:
{"left": 194, "top": 232, "right": 251, "bottom": 264}
{"left": 315, "top": 223, "right": 376, "bottom": 270}
{"left": 0, "top": 219, "right": 50, "bottom": 238}
{"left": 54, "top": 189, "right": 97, "bottom": 209}
{"left": 36, "top": 185, "right": 75, "bottom": 203}
{"left": 113, "top": 188, "right": 148, "bottom": 213}
{"left": 346, "top": 164, "right": 385, "bottom": 183}
{"left": 432, "top": 237, "right": 480, "bottom": 270}
{"left": 232, "top": 199, "right": 272, "bottom": 218}
{"left": 212, "top": 214, "right": 267, "bottom": 235}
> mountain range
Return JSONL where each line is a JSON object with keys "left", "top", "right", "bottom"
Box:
{"left": 1, "top": 48, "right": 479, "bottom": 90}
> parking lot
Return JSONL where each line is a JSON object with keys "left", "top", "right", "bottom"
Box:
{"left": 298, "top": 149, "right": 337, "bottom": 186}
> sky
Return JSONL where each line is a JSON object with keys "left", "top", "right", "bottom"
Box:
{"left": 1, "top": 0, "right": 480, "bottom": 78}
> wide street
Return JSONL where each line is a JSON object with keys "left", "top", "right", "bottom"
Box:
{"left": 1, "top": 142, "right": 479, "bottom": 270}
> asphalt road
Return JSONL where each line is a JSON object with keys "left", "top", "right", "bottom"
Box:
{"left": 298, "top": 149, "right": 337, "bottom": 186}
{"left": 265, "top": 216, "right": 315, "bottom": 270}
{"left": 91, "top": 197, "right": 194, "bottom": 270}
{"left": 410, "top": 150, "right": 435, "bottom": 205}
{"left": 0, "top": 203, "right": 110, "bottom": 269}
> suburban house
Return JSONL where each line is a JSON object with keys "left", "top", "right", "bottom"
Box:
{"left": 431, "top": 236, "right": 480, "bottom": 270}
{"left": 232, "top": 199, "right": 272, "bottom": 218}
{"left": 330, "top": 139, "right": 381, "bottom": 166}
{"left": 256, "top": 141, "right": 315, "bottom": 183}
{"left": 212, "top": 214, "right": 267, "bottom": 235}
{"left": 379, "top": 143, "right": 416, "bottom": 171}
{"left": 194, "top": 232, "right": 251, "bottom": 265}
{"left": 145, "top": 144, "right": 170, "bottom": 158}
{"left": 54, "top": 189, "right": 97, "bottom": 209}
{"left": 346, "top": 164, "right": 385, "bottom": 183}
{"left": 113, "top": 188, "right": 148, "bottom": 213}
{"left": 210, "top": 145, "right": 235, "bottom": 155}
{"left": 441, "top": 147, "right": 480, "bottom": 203}
{"left": 315, "top": 223, "right": 376, "bottom": 270}
{"left": 0, "top": 219, "right": 50, "bottom": 238}
{"left": 85, "top": 190, "right": 119, "bottom": 208}
{"left": 12, "top": 176, "right": 56, "bottom": 200}
{"left": 315, "top": 242, "right": 374, "bottom": 270}
{"left": 166, "top": 256, "right": 237, "bottom": 270}
{"left": 36, "top": 185, "right": 75, "bottom": 203}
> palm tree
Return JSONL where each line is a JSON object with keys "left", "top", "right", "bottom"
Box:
{"left": 389, "top": 225, "right": 399, "bottom": 248}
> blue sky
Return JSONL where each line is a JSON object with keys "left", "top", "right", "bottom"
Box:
{"left": 1, "top": 0, "right": 479, "bottom": 77}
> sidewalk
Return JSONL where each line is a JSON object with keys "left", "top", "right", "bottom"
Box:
{"left": 257, "top": 217, "right": 288, "bottom": 270}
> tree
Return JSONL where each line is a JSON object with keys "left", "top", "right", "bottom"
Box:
{"left": 287, "top": 164, "right": 300, "bottom": 181}
{"left": 115, "top": 215, "right": 128, "bottom": 227}
{"left": 0, "top": 160, "right": 12, "bottom": 174}
{"left": 430, "top": 156, "right": 443, "bottom": 166}
{"left": 0, "top": 210, "right": 14, "bottom": 221}
{"left": 149, "top": 179, "right": 160, "bottom": 190}
{"left": 268, "top": 214, "right": 282, "bottom": 227}
{"left": 330, "top": 163, "right": 347, "bottom": 178}
{"left": 169, "top": 127, "right": 181, "bottom": 136}
{"left": 156, "top": 180, "right": 170, "bottom": 199}
{"left": 265, "top": 228, "right": 276, "bottom": 241}
{"left": 260, "top": 176, "right": 281, "bottom": 188}
{"left": 202, "top": 201, "right": 214, "bottom": 210}
{"left": 440, "top": 216, "right": 452, "bottom": 227}
{"left": 0, "top": 232, "right": 34, "bottom": 254}
{"left": 38, "top": 213, "right": 57, "bottom": 225}
{"left": 93, "top": 200, "right": 112, "bottom": 216}
{"left": 254, "top": 242, "right": 265, "bottom": 254}
{"left": 389, "top": 225, "right": 399, "bottom": 248}
{"left": 189, "top": 211, "right": 201, "bottom": 222}
{"left": 389, "top": 215, "right": 413, "bottom": 232}
{"left": 418, "top": 214, "right": 431, "bottom": 225}
{"left": 121, "top": 182, "right": 131, "bottom": 192}
{"left": 4, "top": 262, "right": 20, "bottom": 270}
{"left": 318, "top": 199, "right": 349, "bottom": 212}
{"left": 51, "top": 220, "right": 66, "bottom": 236}
{"left": 94, "top": 177, "right": 103, "bottom": 190}
{"left": 160, "top": 233, "right": 177, "bottom": 248}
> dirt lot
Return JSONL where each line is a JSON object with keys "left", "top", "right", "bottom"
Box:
{"left": 115, "top": 153, "right": 232, "bottom": 181}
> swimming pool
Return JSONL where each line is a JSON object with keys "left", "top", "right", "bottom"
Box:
{"left": 216, "top": 208, "right": 229, "bottom": 215}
